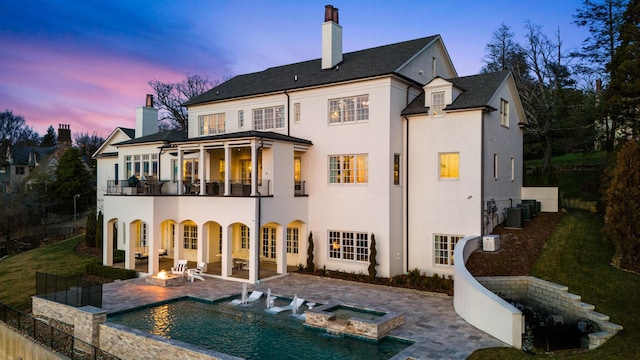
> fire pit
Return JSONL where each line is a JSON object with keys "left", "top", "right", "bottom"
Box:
{"left": 145, "top": 270, "right": 181, "bottom": 287}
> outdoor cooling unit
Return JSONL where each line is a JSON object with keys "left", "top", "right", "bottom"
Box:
{"left": 482, "top": 235, "right": 501, "bottom": 252}
{"left": 506, "top": 207, "right": 523, "bottom": 228}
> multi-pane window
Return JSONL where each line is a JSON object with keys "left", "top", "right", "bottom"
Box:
{"left": 137, "top": 222, "right": 147, "bottom": 248}
{"left": 434, "top": 234, "right": 463, "bottom": 266}
{"left": 393, "top": 154, "right": 400, "bottom": 185}
{"left": 218, "top": 226, "right": 223, "bottom": 253}
{"left": 328, "top": 154, "right": 368, "bottom": 184}
{"left": 294, "top": 103, "right": 301, "bottom": 124}
{"left": 329, "top": 95, "right": 369, "bottom": 124}
{"left": 328, "top": 231, "right": 368, "bottom": 262}
{"left": 241, "top": 225, "right": 250, "bottom": 249}
{"left": 356, "top": 233, "right": 369, "bottom": 262}
{"left": 439, "top": 153, "right": 459, "bottom": 179}
{"left": 198, "top": 113, "right": 226, "bottom": 135}
{"left": 15, "top": 166, "right": 25, "bottom": 175}
{"left": 125, "top": 154, "right": 158, "bottom": 179}
{"left": 170, "top": 223, "right": 175, "bottom": 250}
{"left": 500, "top": 99, "right": 509, "bottom": 127}
{"left": 183, "top": 224, "right": 198, "bottom": 250}
{"left": 432, "top": 91, "right": 445, "bottom": 116}
{"left": 262, "top": 227, "right": 276, "bottom": 259}
{"left": 253, "top": 106, "right": 284, "bottom": 130}
{"left": 287, "top": 227, "right": 299, "bottom": 254}
{"left": 238, "top": 110, "right": 244, "bottom": 128}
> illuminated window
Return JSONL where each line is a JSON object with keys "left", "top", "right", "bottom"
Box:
{"left": 286, "top": 227, "right": 299, "bottom": 254}
{"left": 183, "top": 224, "right": 197, "bottom": 250}
{"left": 439, "top": 153, "right": 459, "bottom": 179}
{"left": 253, "top": 106, "right": 284, "bottom": 130}
{"left": 328, "top": 154, "right": 368, "bottom": 184}
{"left": 393, "top": 154, "right": 400, "bottom": 185}
{"left": 328, "top": 95, "right": 369, "bottom": 124}
{"left": 198, "top": 113, "right": 226, "bottom": 135}
{"left": 328, "top": 231, "right": 368, "bottom": 262}
{"left": 241, "top": 225, "right": 250, "bottom": 249}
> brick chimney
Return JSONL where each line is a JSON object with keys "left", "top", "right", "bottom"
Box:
{"left": 135, "top": 94, "right": 158, "bottom": 138}
{"left": 322, "top": 5, "right": 342, "bottom": 70}
{"left": 58, "top": 124, "right": 72, "bottom": 145}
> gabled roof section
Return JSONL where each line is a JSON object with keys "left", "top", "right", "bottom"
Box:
{"left": 114, "top": 129, "right": 187, "bottom": 146}
{"left": 185, "top": 35, "right": 440, "bottom": 106}
{"left": 402, "top": 70, "right": 510, "bottom": 116}
{"left": 92, "top": 127, "right": 134, "bottom": 158}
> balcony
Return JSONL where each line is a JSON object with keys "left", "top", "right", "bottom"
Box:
{"left": 106, "top": 179, "right": 280, "bottom": 197}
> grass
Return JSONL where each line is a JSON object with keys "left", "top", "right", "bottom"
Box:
{"left": 0, "top": 235, "right": 99, "bottom": 311}
{"left": 468, "top": 210, "right": 640, "bottom": 359}
{"left": 525, "top": 151, "right": 608, "bottom": 167}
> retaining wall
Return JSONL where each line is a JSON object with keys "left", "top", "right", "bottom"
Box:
{"left": 477, "top": 276, "right": 623, "bottom": 349}
{"left": 453, "top": 236, "right": 523, "bottom": 348}
{"left": 0, "top": 322, "right": 66, "bottom": 360}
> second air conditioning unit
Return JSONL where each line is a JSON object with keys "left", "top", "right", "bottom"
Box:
{"left": 483, "top": 235, "right": 501, "bottom": 252}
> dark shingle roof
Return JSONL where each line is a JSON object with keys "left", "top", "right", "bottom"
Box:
{"left": 185, "top": 36, "right": 440, "bottom": 106}
{"left": 12, "top": 146, "right": 57, "bottom": 166}
{"left": 120, "top": 127, "right": 135, "bottom": 138}
{"left": 172, "top": 130, "right": 312, "bottom": 145}
{"left": 402, "top": 70, "right": 510, "bottom": 116}
{"left": 114, "top": 130, "right": 188, "bottom": 146}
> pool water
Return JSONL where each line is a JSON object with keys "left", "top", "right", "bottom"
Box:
{"left": 108, "top": 297, "right": 411, "bottom": 360}
{"left": 325, "top": 305, "right": 386, "bottom": 321}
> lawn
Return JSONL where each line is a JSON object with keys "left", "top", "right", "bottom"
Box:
{"left": 468, "top": 210, "right": 640, "bottom": 359}
{"left": 0, "top": 235, "right": 99, "bottom": 311}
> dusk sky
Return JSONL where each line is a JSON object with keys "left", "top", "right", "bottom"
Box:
{"left": 1, "top": 0, "right": 588, "bottom": 139}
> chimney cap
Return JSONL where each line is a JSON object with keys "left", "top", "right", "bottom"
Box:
{"left": 324, "top": 4, "right": 338, "bottom": 23}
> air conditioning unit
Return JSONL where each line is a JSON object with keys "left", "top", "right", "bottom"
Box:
{"left": 483, "top": 235, "right": 501, "bottom": 252}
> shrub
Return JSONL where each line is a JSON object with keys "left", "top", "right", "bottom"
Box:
{"left": 368, "top": 233, "right": 378, "bottom": 279}
{"left": 85, "top": 263, "right": 137, "bottom": 280}
{"left": 113, "top": 249, "right": 125, "bottom": 263}
{"left": 306, "top": 232, "right": 315, "bottom": 272}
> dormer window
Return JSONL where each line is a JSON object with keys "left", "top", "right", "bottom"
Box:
{"left": 432, "top": 91, "right": 445, "bottom": 117}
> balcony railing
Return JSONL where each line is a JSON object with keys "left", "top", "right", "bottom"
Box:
{"left": 295, "top": 181, "right": 307, "bottom": 196}
{"left": 106, "top": 179, "right": 275, "bottom": 197}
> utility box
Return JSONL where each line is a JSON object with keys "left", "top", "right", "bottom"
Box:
{"left": 483, "top": 235, "right": 501, "bottom": 252}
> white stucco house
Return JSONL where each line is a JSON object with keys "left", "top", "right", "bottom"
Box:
{"left": 95, "top": 5, "right": 526, "bottom": 284}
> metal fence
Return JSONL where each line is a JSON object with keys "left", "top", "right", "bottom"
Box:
{"left": 36, "top": 272, "right": 102, "bottom": 308}
{"left": 0, "top": 301, "right": 119, "bottom": 359}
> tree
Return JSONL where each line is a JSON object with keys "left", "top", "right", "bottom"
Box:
{"left": 306, "top": 232, "right": 315, "bottom": 272}
{"left": 53, "top": 147, "right": 92, "bottom": 214}
{"left": 574, "top": 0, "right": 630, "bottom": 151}
{"left": 604, "top": 0, "right": 640, "bottom": 141}
{"left": 368, "top": 233, "right": 378, "bottom": 279}
{"left": 74, "top": 131, "right": 105, "bottom": 170}
{"left": 604, "top": 141, "right": 640, "bottom": 272}
{"left": 40, "top": 125, "right": 57, "bottom": 147}
{"left": 85, "top": 207, "right": 97, "bottom": 247}
{"left": 0, "top": 110, "right": 40, "bottom": 164}
{"left": 518, "top": 23, "right": 575, "bottom": 171}
{"left": 96, "top": 211, "right": 104, "bottom": 249}
{"left": 148, "top": 74, "right": 215, "bottom": 131}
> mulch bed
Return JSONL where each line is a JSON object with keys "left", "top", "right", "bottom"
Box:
{"left": 465, "top": 211, "right": 565, "bottom": 277}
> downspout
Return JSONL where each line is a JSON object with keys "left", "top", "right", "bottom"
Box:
{"left": 404, "top": 115, "right": 410, "bottom": 273}
{"left": 285, "top": 90, "right": 291, "bottom": 137}
{"left": 481, "top": 111, "right": 485, "bottom": 235}
{"left": 256, "top": 136, "right": 264, "bottom": 281}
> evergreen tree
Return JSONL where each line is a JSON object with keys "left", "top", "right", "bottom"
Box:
{"left": 95, "top": 211, "right": 103, "bottom": 249}
{"left": 604, "top": 141, "right": 640, "bottom": 272}
{"left": 605, "top": 0, "right": 640, "bottom": 140}
{"left": 306, "top": 232, "right": 315, "bottom": 272}
{"left": 85, "top": 207, "right": 97, "bottom": 247}
{"left": 53, "top": 147, "right": 92, "bottom": 214}
{"left": 368, "top": 233, "right": 378, "bottom": 279}
{"left": 40, "top": 125, "right": 57, "bottom": 147}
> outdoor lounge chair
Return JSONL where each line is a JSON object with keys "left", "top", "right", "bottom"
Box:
{"left": 171, "top": 259, "right": 188, "bottom": 277}
{"left": 266, "top": 297, "right": 305, "bottom": 314}
{"left": 230, "top": 291, "right": 264, "bottom": 305}
{"left": 187, "top": 262, "right": 205, "bottom": 282}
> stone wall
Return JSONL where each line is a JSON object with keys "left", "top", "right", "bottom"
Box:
{"left": 32, "top": 296, "right": 106, "bottom": 351}
{"left": 477, "top": 276, "right": 623, "bottom": 349}
{"left": 99, "top": 323, "right": 237, "bottom": 360}
{"left": 0, "top": 322, "right": 67, "bottom": 360}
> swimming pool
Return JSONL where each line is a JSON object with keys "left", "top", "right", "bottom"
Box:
{"left": 108, "top": 296, "right": 411, "bottom": 360}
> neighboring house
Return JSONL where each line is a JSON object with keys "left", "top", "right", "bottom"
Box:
{"left": 95, "top": 5, "right": 526, "bottom": 283}
{"left": 0, "top": 124, "right": 73, "bottom": 193}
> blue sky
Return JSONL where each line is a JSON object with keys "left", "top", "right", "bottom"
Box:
{"left": 0, "top": 0, "right": 587, "bottom": 137}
